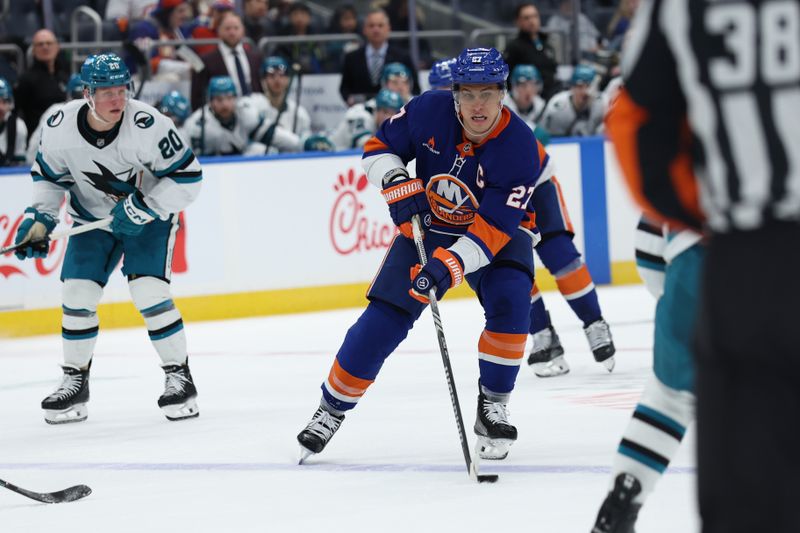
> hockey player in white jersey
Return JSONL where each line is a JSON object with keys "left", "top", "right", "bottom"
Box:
{"left": 329, "top": 88, "right": 403, "bottom": 151}
{"left": 26, "top": 74, "right": 85, "bottom": 165}
{"left": 504, "top": 64, "right": 546, "bottom": 128}
{"left": 158, "top": 90, "right": 191, "bottom": 128}
{"left": 182, "top": 76, "right": 268, "bottom": 156}
{"left": 539, "top": 65, "right": 605, "bottom": 137}
{"left": 248, "top": 56, "right": 312, "bottom": 154}
{"left": 12, "top": 53, "right": 202, "bottom": 424}
{"left": 0, "top": 77, "right": 27, "bottom": 166}
{"left": 381, "top": 62, "right": 413, "bottom": 102}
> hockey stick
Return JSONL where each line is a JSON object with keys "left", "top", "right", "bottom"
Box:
{"left": 0, "top": 478, "right": 91, "bottom": 504}
{"left": 410, "top": 215, "right": 499, "bottom": 484}
{"left": 0, "top": 218, "right": 112, "bottom": 256}
{"left": 291, "top": 62, "right": 303, "bottom": 134}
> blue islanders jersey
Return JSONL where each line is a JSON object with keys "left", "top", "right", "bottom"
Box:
{"left": 362, "top": 90, "right": 552, "bottom": 270}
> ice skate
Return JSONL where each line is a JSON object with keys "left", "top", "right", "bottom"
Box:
{"left": 297, "top": 406, "right": 345, "bottom": 464}
{"left": 527, "top": 326, "right": 569, "bottom": 377}
{"left": 158, "top": 363, "right": 199, "bottom": 421}
{"left": 585, "top": 318, "right": 616, "bottom": 372}
{"left": 473, "top": 387, "right": 517, "bottom": 460}
{"left": 592, "top": 473, "right": 642, "bottom": 533}
{"left": 42, "top": 364, "right": 90, "bottom": 424}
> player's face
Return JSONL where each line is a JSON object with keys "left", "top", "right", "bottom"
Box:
{"left": 0, "top": 98, "right": 10, "bottom": 121}
{"left": 513, "top": 80, "right": 537, "bottom": 107}
{"left": 263, "top": 71, "right": 289, "bottom": 97}
{"left": 92, "top": 85, "right": 129, "bottom": 123}
{"left": 571, "top": 82, "right": 590, "bottom": 109}
{"left": 385, "top": 77, "right": 411, "bottom": 100}
{"left": 456, "top": 84, "right": 503, "bottom": 135}
{"left": 210, "top": 94, "right": 236, "bottom": 120}
{"left": 375, "top": 107, "right": 396, "bottom": 127}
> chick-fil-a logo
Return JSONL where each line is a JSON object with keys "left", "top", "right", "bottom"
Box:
{"left": 329, "top": 168, "right": 395, "bottom": 255}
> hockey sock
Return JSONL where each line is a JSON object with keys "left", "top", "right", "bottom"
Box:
{"left": 321, "top": 300, "right": 415, "bottom": 412}
{"left": 477, "top": 267, "right": 531, "bottom": 394}
{"left": 129, "top": 276, "right": 187, "bottom": 366}
{"left": 528, "top": 281, "right": 551, "bottom": 334}
{"left": 612, "top": 375, "right": 694, "bottom": 503}
{"left": 62, "top": 279, "right": 104, "bottom": 369}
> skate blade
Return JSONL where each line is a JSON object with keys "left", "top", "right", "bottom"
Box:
{"left": 44, "top": 404, "right": 88, "bottom": 425}
{"left": 476, "top": 436, "right": 514, "bottom": 460}
{"left": 298, "top": 446, "right": 315, "bottom": 465}
{"left": 161, "top": 397, "right": 199, "bottom": 421}
{"left": 601, "top": 356, "right": 616, "bottom": 372}
{"left": 531, "top": 356, "right": 570, "bottom": 378}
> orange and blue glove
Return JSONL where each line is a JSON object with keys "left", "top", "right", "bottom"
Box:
{"left": 381, "top": 168, "right": 431, "bottom": 238}
{"left": 409, "top": 247, "right": 464, "bottom": 303}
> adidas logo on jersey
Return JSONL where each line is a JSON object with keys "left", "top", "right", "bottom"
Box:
{"left": 423, "top": 136, "right": 440, "bottom": 155}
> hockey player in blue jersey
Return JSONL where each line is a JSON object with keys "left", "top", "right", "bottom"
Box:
{"left": 12, "top": 53, "right": 202, "bottom": 424}
{"left": 297, "top": 48, "right": 553, "bottom": 462}
{"left": 592, "top": 217, "right": 702, "bottom": 532}
{"left": 428, "top": 57, "right": 456, "bottom": 90}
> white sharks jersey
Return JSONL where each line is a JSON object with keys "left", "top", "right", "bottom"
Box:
{"left": 182, "top": 96, "right": 268, "bottom": 156}
{"left": 247, "top": 93, "right": 311, "bottom": 153}
{"left": 31, "top": 99, "right": 201, "bottom": 224}
{"left": 503, "top": 95, "right": 545, "bottom": 131}
{"left": 0, "top": 114, "right": 27, "bottom": 165}
{"left": 329, "top": 99, "right": 375, "bottom": 151}
{"left": 539, "top": 89, "right": 605, "bottom": 137}
{"left": 27, "top": 102, "right": 64, "bottom": 165}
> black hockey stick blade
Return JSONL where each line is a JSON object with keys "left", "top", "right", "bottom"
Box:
{"left": 0, "top": 238, "right": 50, "bottom": 256}
{"left": 0, "top": 478, "right": 92, "bottom": 504}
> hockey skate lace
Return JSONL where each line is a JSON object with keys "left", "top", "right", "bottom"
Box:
{"left": 163, "top": 371, "right": 189, "bottom": 395}
{"left": 482, "top": 399, "right": 511, "bottom": 426}
{"left": 306, "top": 410, "right": 342, "bottom": 440}
{"left": 51, "top": 373, "right": 82, "bottom": 400}
{"left": 585, "top": 321, "right": 611, "bottom": 349}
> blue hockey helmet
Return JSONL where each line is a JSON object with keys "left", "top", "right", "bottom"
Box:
{"left": 66, "top": 74, "right": 85, "bottom": 100}
{"left": 81, "top": 53, "right": 131, "bottom": 91}
{"left": 261, "top": 56, "right": 289, "bottom": 76}
{"left": 452, "top": 47, "right": 508, "bottom": 86}
{"left": 159, "top": 90, "right": 190, "bottom": 122}
{"left": 428, "top": 57, "right": 457, "bottom": 89}
{"left": 208, "top": 76, "right": 237, "bottom": 98}
{"left": 571, "top": 64, "right": 596, "bottom": 86}
{"left": 511, "top": 64, "right": 542, "bottom": 86}
{"left": 0, "top": 77, "right": 12, "bottom": 103}
{"left": 381, "top": 62, "right": 411, "bottom": 85}
{"left": 374, "top": 89, "right": 403, "bottom": 112}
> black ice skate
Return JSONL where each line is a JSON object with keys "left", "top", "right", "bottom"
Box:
{"left": 158, "top": 363, "right": 199, "bottom": 421}
{"left": 42, "top": 364, "right": 90, "bottom": 425}
{"left": 585, "top": 318, "right": 616, "bottom": 372}
{"left": 527, "top": 325, "right": 569, "bottom": 377}
{"left": 592, "top": 473, "right": 643, "bottom": 533}
{"left": 473, "top": 387, "right": 517, "bottom": 460}
{"left": 297, "top": 406, "right": 345, "bottom": 464}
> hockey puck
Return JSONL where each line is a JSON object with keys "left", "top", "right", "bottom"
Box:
{"left": 476, "top": 474, "right": 499, "bottom": 483}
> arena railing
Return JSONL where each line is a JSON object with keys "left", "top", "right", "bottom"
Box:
{"left": 0, "top": 44, "right": 25, "bottom": 75}
{"left": 70, "top": 6, "right": 103, "bottom": 45}
{"left": 469, "top": 27, "right": 571, "bottom": 66}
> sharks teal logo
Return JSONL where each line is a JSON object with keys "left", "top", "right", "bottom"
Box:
{"left": 134, "top": 111, "right": 154, "bottom": 129}
{"left": 46, "top": 110, "right": 64, "bottom": 127}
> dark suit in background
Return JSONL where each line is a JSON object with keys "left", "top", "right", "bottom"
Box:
{"left": 339, "top": 44, "right": 419, "bottom": 104}
{"left": 191, "top": 44, "right": 263, "bottom": 110}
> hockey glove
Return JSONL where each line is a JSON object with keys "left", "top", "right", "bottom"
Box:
{"left": 381, "top": 168, "right": 431, "bottom": 238}
{"left": 110, "top": 191, "right": 158, "bottom": 237}
{"left": 13, "top": 207, "right": 57, "bottom": 260}
{"left": 409, "top": 247, "right": 464, "bottom": 304}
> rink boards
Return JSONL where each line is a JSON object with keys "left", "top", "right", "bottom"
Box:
{"left": 0, "top": 136, "right": 640, "bottom": 336}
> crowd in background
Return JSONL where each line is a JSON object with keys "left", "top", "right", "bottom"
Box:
{"left": 0, "top": 0, "right": 638, "bottom": 166}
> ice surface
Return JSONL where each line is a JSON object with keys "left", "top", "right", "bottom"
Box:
{"left": 0, "top": 285, "right": 698, "bottom": 532}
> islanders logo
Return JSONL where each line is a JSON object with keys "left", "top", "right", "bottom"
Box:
{"left": 426, "top": 174, "right": 479, "bottom": 225}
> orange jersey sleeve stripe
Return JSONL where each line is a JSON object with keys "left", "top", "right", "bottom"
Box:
{"left": 530, "top": 281, "right": 541, "bottom": 300}
{"left": 468, "top": 215, "right": 511, "bottom": 258}
{"left": 670, "top": 118, "right": 704, "bottom": 224}
{"left": 550, "top": 176, "right": 575, "bottom": 233}
{"left": 326, "top": 358, "right": 374, "bottom": 398}
{"left": 555, "top": 264, "right": 594, "bottom": 297}
{"left": 478, "top": 330, "right": 527, "bottom": 360}
{"left": 364, "top": 136, "right": 389, "bottom": 154}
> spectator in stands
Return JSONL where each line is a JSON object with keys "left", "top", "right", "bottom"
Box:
{"left": 329, "top": 88, "right": 403, "bottom": 151}
{"left": 381, "top": 0, "right": 433, "bottom": 68}
{"left": 25, "top": 74, "right": 84, "bottom": 166}
{"left": 243, "top": 0, "right": 275, "bottom": 45}
{"left": 13, "top": 29, "right": 70, "bottom": 139}
{"left": 188, "top": 0, "right": 236, "bottom": 57}
{"left": 275, "top": 3, "right": 325, "bottom": 74}
{"left": 191, "top": 11, "right": 263, "bottom": 109}
{"left": 339, "top": 8, "right": 419, "bottom": 106}
{"left": 129, "top": 0, "right": 194, "bottom": 76}
{"left": 324, "top": 4, "right": 361, "bottom": 72}
{"left": 0, "top": 77, "right": 26, "bottom": 166}
{"left": 606, "top": 0, "right": 638, "bottom": 51}
{"left": 503, "top": 3, "right": 559, "bottom": 99}
{"left": 105, "top": 0, "right": 157, "bottom": 20}
{"left": 539, "top": 64, "right": 605, "bottom": 137}
{"left": 543, "top": 0, "right": 602, "bottom": 58}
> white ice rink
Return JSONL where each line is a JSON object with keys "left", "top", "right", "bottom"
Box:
{"left": 0, "top": 285, "right": 698, "bottom": 532}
